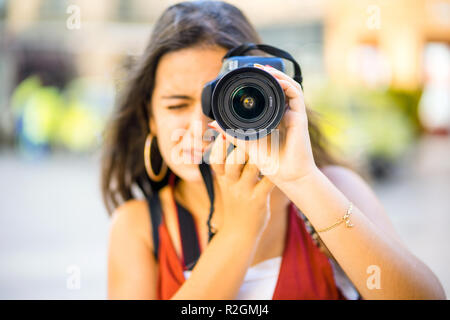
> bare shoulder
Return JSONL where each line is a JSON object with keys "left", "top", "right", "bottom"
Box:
{"left": 108, "top": 199, "right": 158, "bottom": 299}
{"left": 319, "top": 164, "right": 403, "bottom": 244}
{"left": 110, "top": 199, "right": 153, "bottom": 251}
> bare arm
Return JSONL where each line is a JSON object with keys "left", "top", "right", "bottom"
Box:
{"left": 171, "top": 226, "right": 262, "bottom": 299}
{"left": 277, "top": 165, "right": 446, "bottom": 300}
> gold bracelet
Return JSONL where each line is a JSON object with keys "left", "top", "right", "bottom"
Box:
{"left": 316, "top": 202, "right": 354, "bottom": 233}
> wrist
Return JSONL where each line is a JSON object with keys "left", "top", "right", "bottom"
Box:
{"left": 275, "top": 166, "right": 323, "bottom": 193}
{"left": 220, "top": 222, "right": 265, "bottom": 242}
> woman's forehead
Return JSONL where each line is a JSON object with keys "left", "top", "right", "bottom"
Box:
{"left": 154, "top": 46, "right": 227, "bottom": 96}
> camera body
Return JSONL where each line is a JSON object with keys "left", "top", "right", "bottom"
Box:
{"left": 202, "top": 56, "right": 286, "bottom": 140}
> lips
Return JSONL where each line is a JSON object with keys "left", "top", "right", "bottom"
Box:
{"left": 182, "top": 148, "right": 204, "bottom": 162}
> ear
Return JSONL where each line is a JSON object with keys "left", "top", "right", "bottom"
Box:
{"left": 148, "top": 100, "right": 157, "bottom": 133}
{"left": 149, "top": 116, "right": 157, "bottom": 134}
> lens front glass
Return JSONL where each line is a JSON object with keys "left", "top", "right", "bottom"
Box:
{"left": 212, "top": 67, "right": 285, "bottom": 140}
{"left": 231, "top": 86, "right": 265, "bottom": 121}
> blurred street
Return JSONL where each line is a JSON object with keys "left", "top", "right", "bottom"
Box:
{"left": 0, "top": 134, "right": 449, "bottom": 299}
{"left": 0, "top": 151, "right": 109, "bottom": 299}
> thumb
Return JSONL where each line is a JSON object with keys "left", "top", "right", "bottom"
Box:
{"left": 208, "top": 121, "right": 264, "bottom": 156}
{"left": 208, "top": 120, "right": 247, "bottom": 152}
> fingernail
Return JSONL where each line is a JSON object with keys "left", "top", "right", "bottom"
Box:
{"left": 254, "top": 63, "right": 264, "bottom": 69}
{"left": 207, "top": 123, "right": 217, "bottom": 131}
{"left": 222, "top": 134, "right": 226, "bottom": 141}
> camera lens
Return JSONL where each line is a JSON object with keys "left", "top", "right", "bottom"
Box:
{"left": 231, "top": 86, "right": 265, "bottom": 121}
{"left": 210, "top": 67, "right": 285, "bottom": 140}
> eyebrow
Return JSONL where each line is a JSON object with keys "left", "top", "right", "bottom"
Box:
{"left": 161, "top": 95, "right": 194, "bottom": 100}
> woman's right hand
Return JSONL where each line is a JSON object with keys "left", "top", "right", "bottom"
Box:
{"left": 208, "top": 130, "right": 275, "bottom": 238}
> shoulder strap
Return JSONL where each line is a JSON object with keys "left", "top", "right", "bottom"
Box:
{"left": 147, "top": 192, "right": 162, "bottom": 260}
{"left": 175, "top": 203, "right": 201, "bottom": 271}
{"left": 147, "top": 178, "right": 203, "bottom": 271}
{"left": 199, "top": 162, "right": 215, "bottom": 242}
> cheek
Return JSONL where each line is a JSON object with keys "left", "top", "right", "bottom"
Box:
{"left": 153, "top": 114, "right": 186, "bottom": 159}
{"left": 153, "top": 104, "right": 195, "bottom": 137}
{"left": 155, "top": 122, "right": 181, "bottom": 150}
{"left": 154, "top": 106, "right": 190, "bottom": 129}
{"left": 152, "top": 112, "right": 204, "bottom": 183}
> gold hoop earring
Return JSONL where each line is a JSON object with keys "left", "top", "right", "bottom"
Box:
{"left": 144, "top": 134, "right": 168, "bottom": 182}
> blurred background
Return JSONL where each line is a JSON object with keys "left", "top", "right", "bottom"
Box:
{"left": 0, "top": 0, "right": 449, "bottom": 299}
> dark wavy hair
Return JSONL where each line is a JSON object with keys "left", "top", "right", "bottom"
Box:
{"left": 101, "top": 0, "right": 347, "bottom": 215}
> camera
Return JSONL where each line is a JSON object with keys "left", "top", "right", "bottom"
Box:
{"left": 201, "top": 43, "right": 303, "bottom": 140}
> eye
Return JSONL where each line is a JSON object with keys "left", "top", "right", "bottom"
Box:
{"left": 167, "top": 103, "right": 188, "bottom": 110}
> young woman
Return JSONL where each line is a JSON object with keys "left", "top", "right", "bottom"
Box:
{"left": 101, "top": 1, "right": 445, "bottom": 300}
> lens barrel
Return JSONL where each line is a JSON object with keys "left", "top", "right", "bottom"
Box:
{"left": 210, "top": 67, "right": 285, "bottom": 140}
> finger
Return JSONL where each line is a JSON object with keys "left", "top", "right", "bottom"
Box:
{"left": 254, "top": 176, "right": 275, "bottom": 196}
{"left": 254, "top": 64, "right": 302, "bottom": 91}
{"left": 224, "top": 144, "right": 248, "bottom": 181}
{"left": 276, "top": 79, "right": 306, "bottom": 114}
{"left": 208, "top": 121, "right": 251, "bottom": 151}
{"left": 239, "top": 162, "right": 260, "bottom": 186}
{"left": 209, "top": 132, "right": 231, "bottom": 175}
{"left": 208, "top": 121, "right": 236, "bottom": 145}
{"left": 254, "top": 65, "right": 305, "bottom": 114}
{"left": 209, "top": 121, "right": 257, "bottom": 155}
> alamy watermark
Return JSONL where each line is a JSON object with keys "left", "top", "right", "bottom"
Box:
{"left": 366, "top": 264, "right": 381, "bottom": 290}
{"left": 366, "top": 5, "right": 381, "bottom": 30}
{"left": 66, "top": 5, "right": 81, "bottom": 30}
{"left": 66, "top": 264, "right": 81, "bottom": 290}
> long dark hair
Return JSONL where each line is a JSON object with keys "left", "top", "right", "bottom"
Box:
{"left": 101, "top": 0, "right": 347, "bottom": 215}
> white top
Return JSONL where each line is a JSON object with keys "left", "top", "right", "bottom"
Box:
{"left": 183, "top": 256, "right": 360, "bottom": 300}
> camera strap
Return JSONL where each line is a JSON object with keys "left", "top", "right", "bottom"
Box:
{"left": 222, "top": 42, "right": 303, "bottom": 88}
{"left": 199, "top": 161, "right": 216, "bottom": 242}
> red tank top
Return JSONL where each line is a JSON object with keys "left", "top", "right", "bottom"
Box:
{"left": 154, "top": 184, "right": 348, "bottom": 300}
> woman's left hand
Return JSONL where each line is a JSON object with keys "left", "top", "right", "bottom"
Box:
{"left": 208, "top": 64, "right": 319, "bottom": 187}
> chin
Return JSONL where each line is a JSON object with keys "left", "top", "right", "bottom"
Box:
{"left": 168, "top": 163, "right": 204, "bottom": 183}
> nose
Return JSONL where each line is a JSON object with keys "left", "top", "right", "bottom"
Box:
{"left": 186, "top": 101, "right": 214, "bottom": 150}
{"left": 194, "top": 100, "right": 213, "bottom": 129}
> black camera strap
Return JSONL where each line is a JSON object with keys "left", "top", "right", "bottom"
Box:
{"left": 199, "top": 161, "right": 216, "bottom": 242}
{"left": 222, "top": 43, "right": 303, "bottom": 88}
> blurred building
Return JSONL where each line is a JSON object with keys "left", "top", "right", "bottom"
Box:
{"left": 3, "top": 0, "right": 325, "bottom": 82}
{"left": 324, "top": 0, "right": 450, "bottom": 134}
{"left": 0, "top": 0, "right": 327, "bottom": 143}
{"left": 325, "top": 0, "right": 449, "bottom": 89}
{"left": 3, "top": 0, "right": 449, "bottom": 87}
{"left": 1, "top": 0, "right": 449, "bottom": 142}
